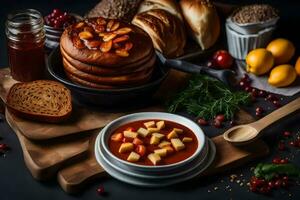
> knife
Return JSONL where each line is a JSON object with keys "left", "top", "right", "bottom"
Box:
{"left": 156, "top": 51, "right": 236, "bottom": 86}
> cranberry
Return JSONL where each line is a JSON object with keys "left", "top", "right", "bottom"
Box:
{"left": 289, "top": 141, "right": 296, "bottom": 146}
{"left": 239, "top": 81, "right": 247, "bottom": 88}
{"left": 268, "top": 181, "right": 275, "bottom": 188}
{"left": 274, "top": 180, "right": 282, "bottom": 188}
{"left": 250, "top": 186, "right": 257, "bottom": 192}
{"left": 281, "top": 180, "right": 288, "bottom": 187}
{"left": 197, "top": 118, "right": 208, "bottom": 126}
{"left": 212, "top": 50, "right": 233, "bottom": 69}
{"left": 213, "top": 120, "right": 222, "bottom": 128}
{"left": 215, "top": 114, "right": 225, "bottom": 123}
{"left": 283, "top": 131, "right": 291, "bottom": 137}
{"left": 273, "top": 100, "right": 281, "bottom": 108}
{"left": 280, "top": 158, "right": 288, "bottom": 164}
{"left": 251, "top": 88, "right": 258, "bottom": 97}
{"left": 266, "top": 94, "right": 278, "bottom": 101}
{"left": 244, "top": 86, "right": 252, "bottom": 92}
{"left": 278, "top": 142, "right": 285, "bottom": 151}
{"left": 0, "top": 143, "right": 8, "bottom": 151}
{"left": 255, "top": 107, "right": 264, "bottom": 113}
{"left": 282, "top": 176, "right": 289, "bottom": 181}
{"left": 96, "top": 186, "right": 105, "bottom": 195}
{"left": 272, "top": 157, "right": 281, "bottom": 164}
{"left": 258, "top": 90, "right": 267, "bottom": 97}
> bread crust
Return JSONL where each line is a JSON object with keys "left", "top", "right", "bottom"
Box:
{"left": 179, "top": 0, "right": 220, "bottom": 50}
{"left": 6, "top": 80, "right": 72, "bottom": 123}
{"left": 132, "top": 9, "right": 186, "bottom": 58}
{"left": 63, "top": 58, "right": 154, "bottom": 86}
{"left": 61, "top": 46, "right": 156, "bottom": 76}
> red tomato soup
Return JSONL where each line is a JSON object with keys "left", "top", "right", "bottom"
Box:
{"left": 108, "top": 120, "right": 198, "bottom": 166}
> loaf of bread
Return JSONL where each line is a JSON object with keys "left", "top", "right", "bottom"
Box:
{"left": 132, "top": 9, "right": 186, "bottom": 58}
{"left": 86, "top": 0, "right": 142, "bottom": 22}
{"left": 137, "top": 0, "right": 183, "bottom": 21}
{"left": 6, "top": 80, "right": 72, "bottom": 123}
{"left": 180, "top": 0, "right": 220, "bottom": 50}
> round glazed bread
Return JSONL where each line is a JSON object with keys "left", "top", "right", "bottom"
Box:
{"left": 132, "top": 9, "right": 186, "bottom": 58}
{"left": 179, "top": 0, "right": 220, "bottom": 50}
{"left": 60, "top": 17, "right": 154, "bottom": 67}
{"left": 63, "top": 58, "right": 154, "bottom": 86}
{"left": 60, "top": 46, "right": 156, "bottom": 76}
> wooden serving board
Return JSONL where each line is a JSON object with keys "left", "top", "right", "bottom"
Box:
{"left": 57, "top": 132, "right": 269, "bottom": 193}
{"left": 5, "top": 109, "right": 92, "bottom": 180}
{"left": 0, "top": 68, "right": 179, "bottom": 141}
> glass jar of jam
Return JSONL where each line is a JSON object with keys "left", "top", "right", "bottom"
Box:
{"left": 6, "top": 9, "right": 46, "bottom": 82}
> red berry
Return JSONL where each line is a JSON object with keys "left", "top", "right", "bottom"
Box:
{"left": 96, "top": 186, "right": 105, "bottom": 195}
{"left": 266, "top": 94, "right": 278, "bottom": 101}
{"left": 283, "top": 131, "right": 291, "bottom": 137}
{"left": 251, "top": 88, "right": 258, "bottom": 97}
{"left": 268, "top": 181, "right": 275, "bottom": 188}
{"left": 215, "top": 114, "right": 225, "bottom": 123}
{"left": 278, "top": 142, "right": 285, "bottom": 151}
{"left": 280, "top": 158, "right": 288, "bottom": 164}
{"left": 273, "top": 100, "right": 281, "bottom": 108}
{"left": 229, "top": 120, "right": 235, "bottom": 126}
{"left": 272, "top": 157, "right": 281, "bottom": 164}
{"left": 289, "top": 141, "right": 296, "bottom": 146}
{"left": 255, "top": 107, "right": 264, "bottom": 113}
{"left": 0, "top": 143, "right": 8, "bottom": 151}
{"left": 282, "top": 176, "right": 289, "bottom": 181}
{"left": 258, "top": 90, "right": 267, "bottom": 97}
{"left": 274, "top": 180, "right": 282, "bottom": 188}
{"left": 213, "top": 120, "right": 222, "bottom": 128}
{"left": 244, "top": 86, "right": 252, "bottom": 92}
{"left": 197, "top": 118, "right": 208, "bottom": 126}
{"left": 239, "top": 81, "right": 247, "bottom": 88}
{"left": 212, "top": 50, "right": 233, "bottom": 69}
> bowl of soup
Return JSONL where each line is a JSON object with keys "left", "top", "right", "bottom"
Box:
{"left": 96, "top": 112, "right": 209, "bottom": 175}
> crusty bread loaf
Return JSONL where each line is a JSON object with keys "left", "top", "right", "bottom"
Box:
{"left": 180, "top": 0, "right": 220, "bottom": 50}
{"left": 87, "top": 0, "right": 142, "bottom": 22}
{"left": 138, "top": 0, "right": 183, "bottom": 21}
{"left": 132, "top": 9, "right": 186, "bottom": 58}
{"left": 6, "top": 80, "right": 72, "bottom": 123}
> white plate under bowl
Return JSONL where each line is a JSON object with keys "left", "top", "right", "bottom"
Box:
{"left": 95, "top": 137, "right": 216, "bottom": 187}
{"left": 100, "top": 112, "right": 206, "bottom": 173}
{"left": 96, "top": 130, "right": 210, "bottom": 179}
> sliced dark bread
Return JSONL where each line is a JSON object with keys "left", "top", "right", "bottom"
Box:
{"left": 6, "top": 80, "right": 72, "bottom": 123}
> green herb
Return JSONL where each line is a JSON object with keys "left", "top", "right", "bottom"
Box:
{"left": 254, "top": 163, "right": 300, "bottom": 181}
{"left": 167, "top": 75, "right": 251, "bottom": 120}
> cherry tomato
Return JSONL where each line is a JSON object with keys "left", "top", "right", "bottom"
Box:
{"left": 135, "top": 145, "right": 146, "bottom": 156}
{"left": 212, "top": 50, "right": 233, "bottom": 69}
{"left": 133, "top": 138, "right": 143, "bottom": 146}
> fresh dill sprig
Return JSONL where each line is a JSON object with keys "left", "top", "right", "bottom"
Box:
{"left": 167, "top": 75, "right": 251, "bottom": 120}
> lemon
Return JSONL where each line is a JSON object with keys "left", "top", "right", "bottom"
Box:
{"left": 246, "top": 48, "right": 274, "bottom": 75}
{"left": 268, "top": 64, "right": 297, "bottom": 87}
{"left": 295, "top": 57, "right": 300, "bottom": 76}
{"left": 266, "top": 38, "right": 295, "bottom": 65}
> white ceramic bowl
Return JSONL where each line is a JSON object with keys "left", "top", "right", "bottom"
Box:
{"left": 99, "top": 112, "right": 206, "bottom": 173}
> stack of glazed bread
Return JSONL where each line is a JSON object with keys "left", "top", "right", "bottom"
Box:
{"left": 60, "top": 17, "right": 156, "bottom": 89}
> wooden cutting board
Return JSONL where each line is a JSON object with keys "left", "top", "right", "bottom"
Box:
{"left": 6, "top": 109, "right": 92, "bottom": 180}
{"left": 0, "top": 68, "right": 181, "bottom": 140}
{"left": 57, "top": 132, "right": 269, "bottom": 194}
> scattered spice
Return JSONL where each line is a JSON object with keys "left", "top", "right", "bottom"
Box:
{"left": 232, "top": 4, "right": 279, "bottom": 24}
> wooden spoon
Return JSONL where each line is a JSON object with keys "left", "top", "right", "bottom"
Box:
{"left": 224, "top": 97, "right": 300, "bottom": 145}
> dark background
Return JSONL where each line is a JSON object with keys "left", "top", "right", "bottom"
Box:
{"left": 1, "top": 1, "right": 300, "bottom": 200}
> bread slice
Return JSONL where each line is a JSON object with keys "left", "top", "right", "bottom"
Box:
{"left": 6, "top": 80, "right": 72, "bottom": 123}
